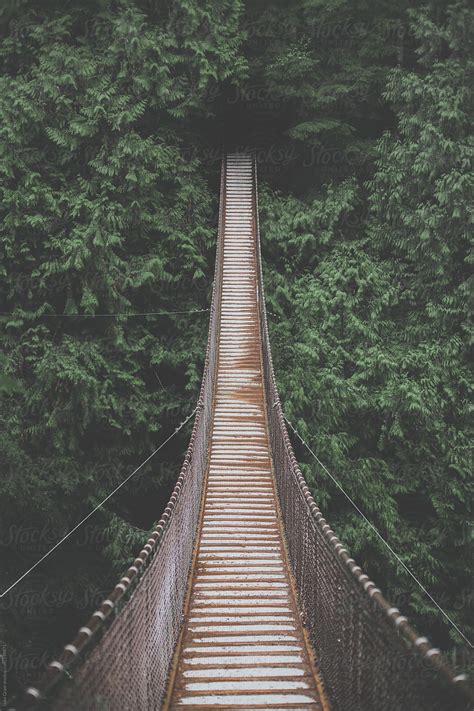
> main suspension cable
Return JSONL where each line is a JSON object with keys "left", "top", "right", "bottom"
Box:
{"left": 0, "top": 308, "right": 209, "bottom": 317}
{"left": 0, "top": 407, "right": 197, "bottom": 599}
{"left": 285, "top": 415, "right": 472, "bottom": 648}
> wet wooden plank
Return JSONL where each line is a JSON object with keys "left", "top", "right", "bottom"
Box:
{"left": 165, "top": 153, "right": 327, "bottom": 710}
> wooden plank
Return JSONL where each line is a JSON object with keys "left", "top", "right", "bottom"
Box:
{"left": 165, "top": 154, "right": 327, "bottom": 710}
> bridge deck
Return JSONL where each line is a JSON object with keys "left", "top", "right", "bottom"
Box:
{"left": 166, "top": 154, "right": 326, "bottom": 709}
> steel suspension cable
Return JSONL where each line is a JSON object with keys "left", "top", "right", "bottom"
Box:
{"left": 0, "top": 308, "right": 209, "bottom": 317}
{"left": 0, "top": 407, "right": 197, "bottom": 599}
{"left": 285, "top": 415, "right": 472, "bottom": 648}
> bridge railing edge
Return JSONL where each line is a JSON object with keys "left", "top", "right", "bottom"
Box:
{"left": 251, "top": 153, "right": 473, "bottom": 708}
{"left": 19, "top": 155, "right": 228, "bottom": 710}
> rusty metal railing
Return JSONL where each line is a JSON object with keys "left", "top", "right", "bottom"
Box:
{"left": 19, "top": 158, "right": 226, "bottom": 710}
{"left": 252, "top": 152, "right": 473, "bottom": 711}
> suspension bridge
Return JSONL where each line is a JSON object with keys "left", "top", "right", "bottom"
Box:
{"left": 20, "top": 153, "right": 472, "bottom": 710}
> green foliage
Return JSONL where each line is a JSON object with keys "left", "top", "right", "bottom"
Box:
{"left": 0, "top": 353, "right": 21, "bottom": 393}
{"left": 0, "top": 0, "right": 245, "bottom": 515}
{"left": 244, "top": 0, "right": 423, "bottom": 186}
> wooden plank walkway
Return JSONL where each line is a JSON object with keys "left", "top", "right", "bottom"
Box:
{"left": 165, "top": 153, "right": 327, "bottom": 709}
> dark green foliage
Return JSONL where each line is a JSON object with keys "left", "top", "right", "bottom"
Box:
{"left": 242, "top": 0, "right": 423, "bottom": 188}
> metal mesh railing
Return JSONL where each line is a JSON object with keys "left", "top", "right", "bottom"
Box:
{"left": 20, "top": 159, "right": 226, "bottom": 711}
{"left": 252, "top": 154, "right": 473, "bottom": 711}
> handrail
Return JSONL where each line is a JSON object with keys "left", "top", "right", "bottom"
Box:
{"left": 252, "top": 151, "right": 473, "bottom": 709}
{"left": 19, "top": 156, "right": 227, "bottom": 710}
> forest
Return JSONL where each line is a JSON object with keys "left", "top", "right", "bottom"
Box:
{"left": 0, "top": 0, "right": 472, "bottom": 698}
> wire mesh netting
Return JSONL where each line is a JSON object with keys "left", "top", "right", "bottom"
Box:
{"left": 20, "top": 162, "right": 226, "bottom": 711}
{"left": 253, "top": 156, "right": 472, "bottom": 711}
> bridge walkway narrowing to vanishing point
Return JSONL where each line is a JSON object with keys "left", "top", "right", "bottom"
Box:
{"left": 22, "top": 153, "right": 473, "bottom": 711}
{"left": 164, "top": 153, "right": 328, "bottom": 709}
